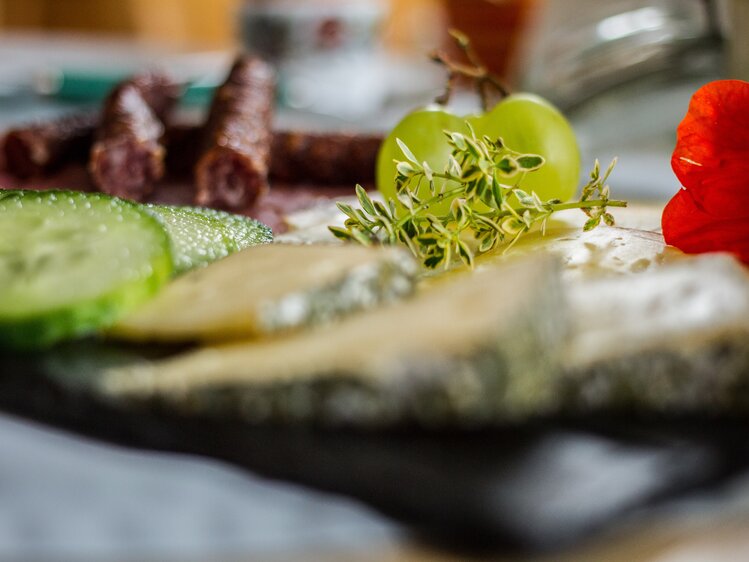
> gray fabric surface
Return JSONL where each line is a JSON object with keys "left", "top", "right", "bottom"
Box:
{"left": 0, "top": 413, "right": 400, "bottom": 561}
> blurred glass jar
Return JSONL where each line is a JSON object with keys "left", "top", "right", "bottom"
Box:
{"left": 517, "top": 0, "right": 725, "bottom": 110}
{"left": 239, "top": 0, "right": 388, "bottom": 118}
{"left": 512, "top": 0, "right": 727, "bottom": 201}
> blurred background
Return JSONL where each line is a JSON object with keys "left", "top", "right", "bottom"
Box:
{"left": 0, "top": 0, "right": 741, "bottom": 198}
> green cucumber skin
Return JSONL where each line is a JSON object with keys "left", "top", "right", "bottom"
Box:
{"left": 196, "top": 208, "right": 274, "bottom": 245}
{"left": 145, "top": 204, "right": 273, "bottom": 274}
{"left": 0, "top": 255, "right": 172, "bottom": 349}
{"left": 144, "top": 204, "right": 235, "bottom": 274}
{"left": 0, "top": 189, "right": 174, "bottom": 350}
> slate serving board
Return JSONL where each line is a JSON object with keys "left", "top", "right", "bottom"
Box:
{"left": 3, "top": 341, "right": 749, "bottom": 555}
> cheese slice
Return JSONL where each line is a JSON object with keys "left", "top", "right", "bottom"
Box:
{"left": 112, "top": 244, "right": 417, "bottom": 343}
{"left": 561, "top": 254, "right": 749, "bottom": 414}
{"left": 479, "top": 226, "right": 670, "bottom": 278}
{"left": 477, "top": 209, "right": 683, "bottom": 281}
{"left": 102, "top": 255, "right": 564, "bottom": 427}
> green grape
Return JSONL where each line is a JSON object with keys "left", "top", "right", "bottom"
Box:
{"left": 478, "top": 94, "right": 580, "bottom": 204}
{"left": 376, "top": 94, "right": 580, "bottom": 215}
{"left": 377, "top": 106, "right": 465, "bottom": 215}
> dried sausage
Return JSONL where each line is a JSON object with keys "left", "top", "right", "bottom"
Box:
{"left": 3, "top": 113, "right": 97, "bottom": 178}
{"left": 270, "top": 130, "right": 382, "bottom": 184}
{"left": 129, "top": 73, "right": 180, "bottom": 121}
{"left": 194, "top": 57, "right": 275, "bottom": 211}
{"left": 89, "top": 74, "right": 177, "bottom": 200}
{"left": 170, "top": 125, "right": 381, "bottom": 185}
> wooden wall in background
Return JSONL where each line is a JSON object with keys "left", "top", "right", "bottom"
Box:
{"left": 0, "top": 0, "right": 447, "bottom": 53}
{"left": 0, "top": 0, "right": 241, "bottom": 47}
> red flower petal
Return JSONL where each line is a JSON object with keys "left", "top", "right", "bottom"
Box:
{"left": 662, "top": 188, "right": 749, "bottom": 264}
{"left": 672, "top": 80, "right": 749, "bottom": 218}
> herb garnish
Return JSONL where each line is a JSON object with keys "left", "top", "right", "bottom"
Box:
{"left": 329, "top": 125, "right": 626, "bottom": 269}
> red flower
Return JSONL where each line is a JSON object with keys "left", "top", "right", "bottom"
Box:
{"left": 663, "top": 80, "right": 749, "bottom": 263}
{"left": 662, "top": 188, "right": 749, "bottom": 263}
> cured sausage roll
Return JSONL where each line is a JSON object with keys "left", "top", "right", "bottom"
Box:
{"left": 269, "top": 131, "right": 382, "bottom": 185}
{"left": 3, "top": 113, "right": 98, "bottom": 178}
{"left": 128, "top": 73, "right": 181, "bottom": 121}
{"left": 194, "top": 56, "right": 275, "bottom": 211}
{"left": 89, "top": 74, "right": 177, "bottom": 200}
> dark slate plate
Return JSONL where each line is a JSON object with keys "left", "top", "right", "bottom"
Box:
{"left": 3, "top": 340, "right": 749, "bottom": 554}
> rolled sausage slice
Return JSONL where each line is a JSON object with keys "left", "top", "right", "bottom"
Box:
{"left": 3, "top": 113, "right": 98, "bottom": 178}
{"left": 195, "top": 56, "right": 275, "bottom": 211}
{"left": 129, "top": 73, "right": 181, "bottom": 121}
{"left": 170, "top": 125, "right": 380, "bottom": 185}
{"left": 270, "top": 131, "right": 383, "bottom": 185}
{"left": 89, "top": 75, "right": 175, "bottom": 201}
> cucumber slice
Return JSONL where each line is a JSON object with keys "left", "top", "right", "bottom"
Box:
{"left": 144, "top": 204, "right": 272, "bottom": 274}
{"left": 0, "top": 190, "right": 173, "bottom": 349}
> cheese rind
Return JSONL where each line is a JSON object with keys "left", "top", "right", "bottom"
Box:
{"left": 102, "top": 255, "right": 565, "bottom": 427}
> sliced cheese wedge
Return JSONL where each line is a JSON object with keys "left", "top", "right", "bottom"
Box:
{"left": 562, "top": 254, "right": 749, "bottom": 414}
{"left": 478, "top": 224, "right": 684, "bottom": 281}
{"left": 102, "top": 255, "right": 564, "bottom": 427}
{"left": 112, "top": 244, "right": 417, "bottom": 343}
{"left": 478, "top": 207, "right": 684, "bottom": 281}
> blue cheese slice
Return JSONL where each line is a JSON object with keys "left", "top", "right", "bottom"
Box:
{"left": 102, "top": 255, "right": 564, "bottom": 427}
{"left": 561, "top": 254, "right": 749, "bottom": 414}
{"left": 478, "top": 226, "right": 681, "bottom": 280}
{"left": 476, "top": 205, "right": 683, "bottom": 280}
{"left": 112, "top": 244, "right": 417, "bottom": 343}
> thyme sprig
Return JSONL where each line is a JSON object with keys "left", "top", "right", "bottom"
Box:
{"left": 329, "top": 126, "right": 626, "bottom": 270}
